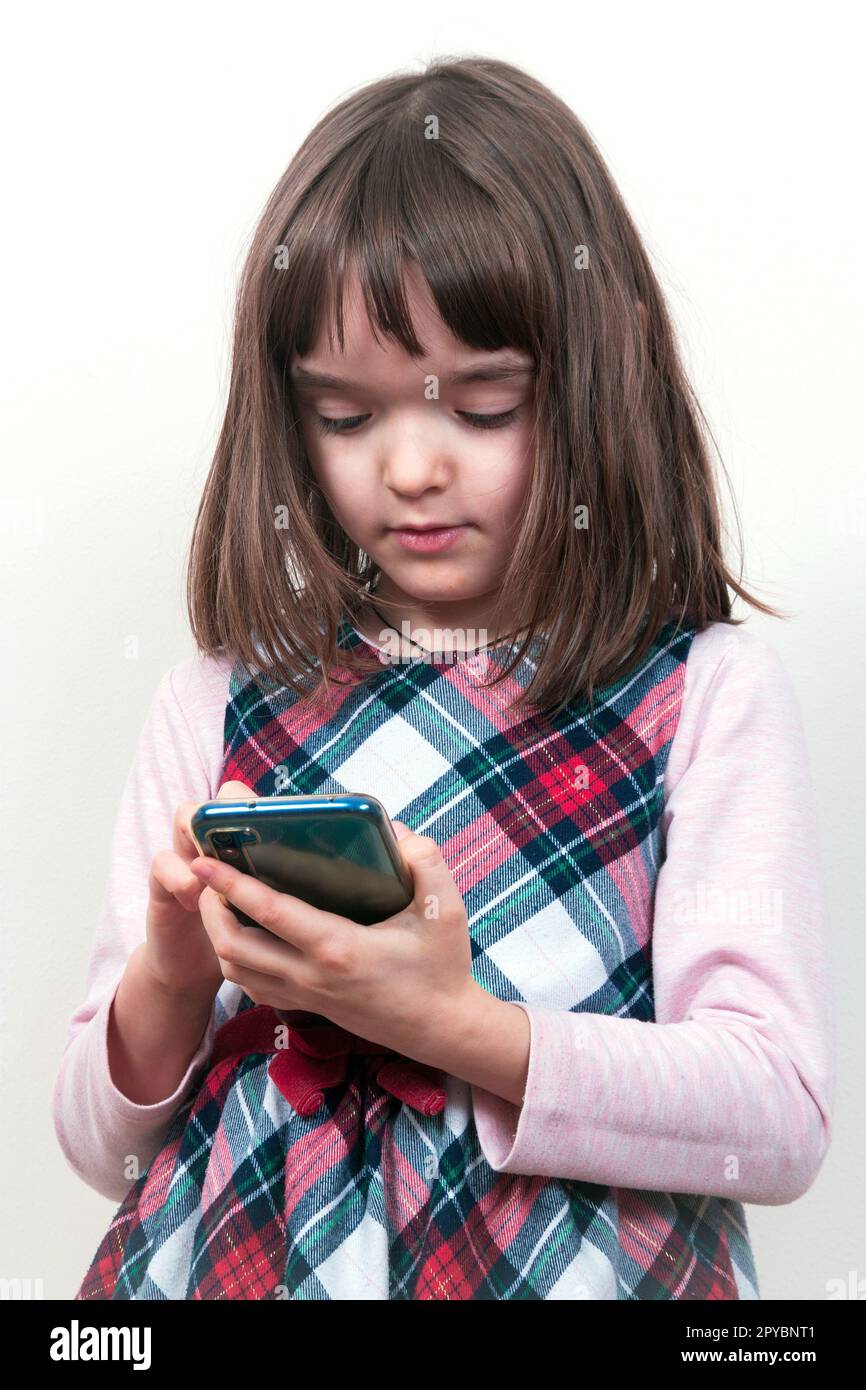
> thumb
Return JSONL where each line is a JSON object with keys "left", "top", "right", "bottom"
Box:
{"left": 390, "top": 826, "right": 463, "bottom": 922}
{"left": 216, "top": 780, "right": 258, "bottom": 800}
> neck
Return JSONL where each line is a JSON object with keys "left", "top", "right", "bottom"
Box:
{"left": 356, "top": 578, "right": 526, "bottom": 656}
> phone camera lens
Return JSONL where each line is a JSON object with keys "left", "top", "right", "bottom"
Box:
{"left": 212, "top": 831, "right": 237, "bottom": 849}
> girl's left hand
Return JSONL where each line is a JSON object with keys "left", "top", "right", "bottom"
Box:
{"left": 188, "top": 823, "right": 476, "bottom": 1061}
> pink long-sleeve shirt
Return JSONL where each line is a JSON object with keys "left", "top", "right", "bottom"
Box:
{"left": 52, "top": 622, "right": 835, "bottom": 1206}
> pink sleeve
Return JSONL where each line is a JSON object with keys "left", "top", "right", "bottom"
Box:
{"left": 52, "top": 653, "right": 234, "bottom": 1201}
{"left": 471, "top": 624, "right": 835, "bottom": 1206}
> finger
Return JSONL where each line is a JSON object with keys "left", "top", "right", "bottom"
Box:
{"left": 173, "top": 800, "right": 204, "bottom": 863}
{"left": 390, "top": 830, "right": 464, "bottom": 923}
{"left": 175, "top": 780, "right": 257, "bottom": 862}
{"left": 191, "top": 856, "right": 341, "bottom": 952}
{"left": 216, "top": 780, "right": 259, "bottom": 799}
{"left": 216, "top": 957, "right": 296, "bottom": 1008}
{"left": 197, "top": 883, "right": 307, "bottom": 976}
{"left": 150, "top": 848, "right": 206, "bottom": 913}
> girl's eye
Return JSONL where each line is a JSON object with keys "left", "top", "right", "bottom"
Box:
{"left": 315, "top": 413, "right": 370, "bottom": 436}
{"left": 314, "top": 407, "right": 522, "bottom": 437}
{"left": 459, "top": 408, "right": 522, "bottom": 431}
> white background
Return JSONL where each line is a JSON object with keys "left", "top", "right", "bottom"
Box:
{"left": 1, "top": 0, "right": 862, "bottom": 1300}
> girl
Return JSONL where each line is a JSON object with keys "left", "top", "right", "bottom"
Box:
{"left": 55, "top": 55, "right": 833, "bottom": 1300}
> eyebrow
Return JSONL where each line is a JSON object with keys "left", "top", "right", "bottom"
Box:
{"left": 289, "top": 359, "right": 534, "bottom": 392}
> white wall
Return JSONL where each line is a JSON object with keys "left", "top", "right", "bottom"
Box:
{"left": 2, "top": 0, "right": 861, "bottom": 1300}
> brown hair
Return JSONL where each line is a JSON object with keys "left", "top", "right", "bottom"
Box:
{"left": 186, "top": 54, "right": 784, "bottom": 719}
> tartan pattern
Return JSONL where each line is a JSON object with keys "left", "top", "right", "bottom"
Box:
{"left": 76, "top": 618, "right": 759, "bottom": 1300}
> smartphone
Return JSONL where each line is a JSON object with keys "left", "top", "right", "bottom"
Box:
{"left": 189, "top": 794, "right": 415, "bottom": 928}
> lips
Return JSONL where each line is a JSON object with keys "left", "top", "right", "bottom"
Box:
{"left": 390, "top": 524, "right": 470, "bottom": 552}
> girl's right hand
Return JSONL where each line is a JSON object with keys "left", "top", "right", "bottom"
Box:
{"left": 142, "top": 780, "right": 257, "bottom": 998}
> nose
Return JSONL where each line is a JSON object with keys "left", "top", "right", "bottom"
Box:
{"left": 378, "top": 415, "right": 453, "bottom": 495}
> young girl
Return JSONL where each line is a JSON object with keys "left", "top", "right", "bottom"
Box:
{"left": 55, "top": 55, "right": 833, "bottom": 1301}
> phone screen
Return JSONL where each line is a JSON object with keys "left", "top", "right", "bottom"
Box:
{"left": 197, "top": 801, "right": 412, "bottom": 925}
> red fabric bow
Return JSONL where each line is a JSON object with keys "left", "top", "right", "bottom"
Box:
{"left": 207, "top": 1005, "right": 448, "bottom": 1117}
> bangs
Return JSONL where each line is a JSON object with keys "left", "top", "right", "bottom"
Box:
{"left": 267, "top": 119, "right": 550, "bottom": 370}
{"left": 190, "top": 58, "right": 777, "bottom": 718}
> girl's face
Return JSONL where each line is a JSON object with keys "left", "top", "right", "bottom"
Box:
{"left": 290, "top": 262, "right": 535, "bottom": 628}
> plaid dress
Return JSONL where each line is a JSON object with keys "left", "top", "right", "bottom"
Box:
{"left": 76, "top": 617, "right": 759, "bottom": 1300}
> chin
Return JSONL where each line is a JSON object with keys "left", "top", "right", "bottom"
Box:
{"left": 391, "top": 560, "right": 479, "bottom": 586}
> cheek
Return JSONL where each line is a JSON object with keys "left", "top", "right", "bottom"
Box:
{"left": 512, "top": 421, "right": 536, "bottom": 492}
{"left": 310, "top": 452, "right": 376, "bottom": 536}
{"left": 305, "top": 439, "right": 345, "bottom": 507}
{"left": 483, "top": 431, "right": 535, "bottom": 516}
